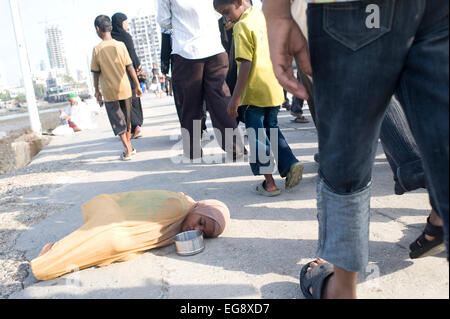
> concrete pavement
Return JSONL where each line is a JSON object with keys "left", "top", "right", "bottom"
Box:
{"left": 3, "top": 95, "right": 448, "bottom": 299}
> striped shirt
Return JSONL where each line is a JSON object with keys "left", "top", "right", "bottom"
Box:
{"left": 157, "top": 0, "right": 225, "bottom": 60}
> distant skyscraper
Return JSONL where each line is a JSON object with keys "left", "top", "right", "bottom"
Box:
{"left": 128, "top": 14, "right": 161, "bottom": 75}
{"left": 39, "top": 60, "right": 47, "bottom": 72}
{"left": 45, "top": 25, "right": 68, "bottom": 73}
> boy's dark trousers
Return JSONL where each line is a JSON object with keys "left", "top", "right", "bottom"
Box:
{"left": 244, "top": 106, "right": 299, "bottom": 177}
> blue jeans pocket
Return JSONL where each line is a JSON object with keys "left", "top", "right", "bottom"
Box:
{"left": 323, "top": 0, "right": 395, "bottom": 51}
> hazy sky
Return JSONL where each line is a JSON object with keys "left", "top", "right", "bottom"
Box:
{"left": 1, "top": 0, "right": 157, "bottom": 86}
{"left": 1, "top": 0, "right": 263, "bottom": 87}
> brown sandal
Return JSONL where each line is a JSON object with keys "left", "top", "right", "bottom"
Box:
{"left": 292, "top": 117, "right": 310, "bottom": 124}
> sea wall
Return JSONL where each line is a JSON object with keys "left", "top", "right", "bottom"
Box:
{"left": 0, "top": 132, "right": 51, "bottom": 175}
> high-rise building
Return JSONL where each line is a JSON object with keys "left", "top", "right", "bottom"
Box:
{"left": 128, "top": 14, "right": 161, "bottom": 75}
{"left": 45, "top": 25, "right": 68, "bottom": 74}
{"left": 39, "top": 59, "right": 47, "bottom": 72}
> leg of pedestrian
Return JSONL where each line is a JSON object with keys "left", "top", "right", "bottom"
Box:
{"left": 245, "top": 106, "right": 280, "bottom": 196}
{"left": 299, "top": 1, "right": 440, "bottom": 299}
{"left": 203, "top": 52, "right": 245, "bottom": 158}
{"left": 394, "top": 0, "right": 449, "bottom": 259}
{"left": 172, "top": 54, "right": 206, "bottom": 160}
{"left": 263, "top": 106, "right": 304, "bottom": 189}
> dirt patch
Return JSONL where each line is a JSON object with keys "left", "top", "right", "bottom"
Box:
{"left": 0, "top": 200, "right": 70, "bottom": 299}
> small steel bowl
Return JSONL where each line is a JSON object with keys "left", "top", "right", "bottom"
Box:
{"left": 174, "top": 230, "right": 205, "bottom": 256}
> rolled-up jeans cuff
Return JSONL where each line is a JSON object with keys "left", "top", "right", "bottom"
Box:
{"left": 317, "top": 178, "right": 371, "bottom": 273}
{"left": 397, "top": 159, "right": 426, "bottom": 193}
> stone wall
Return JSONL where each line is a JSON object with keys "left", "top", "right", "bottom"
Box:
{"left": 0, "top": 132, "right": 51, "bottom": 175}
{"left": 0, "top": 111, "right": 61, "bottom": 176}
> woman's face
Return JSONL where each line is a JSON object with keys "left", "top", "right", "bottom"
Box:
{"left": 181, "top": 213, "right": 216, "bottom": 238}
{"left": 122, "top": 20, "right": 128, "bottom": 32}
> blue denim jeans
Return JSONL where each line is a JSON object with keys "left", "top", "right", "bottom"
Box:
{"left": 244, "top": 106, "right": 299, "bottom": 177}
{"left": 380, "top": 98, "right": 427, "bottom": 196}
{"left": 308, "top": 0, "right": 449, "bottom": 271}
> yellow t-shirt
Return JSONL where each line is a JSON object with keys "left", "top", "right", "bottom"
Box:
{"left": 91, "top": 39, "right": 133, "bottom": 102}
{"left": 234, "top": 7, "right": 285, "bottom": 107}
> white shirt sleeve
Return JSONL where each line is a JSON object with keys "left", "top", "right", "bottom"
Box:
{"left": 157, "top": 0, "right": 172, "bottom": 30}
{"left": 159, "top": 0, "right": 225, "bottom": 59}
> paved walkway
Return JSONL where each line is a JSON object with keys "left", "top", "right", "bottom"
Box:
{"left": 2, "top": 95, "right": 448, "bottom": 299}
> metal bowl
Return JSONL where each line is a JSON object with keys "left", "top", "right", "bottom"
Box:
{"left": 174, "top": 230, "right": 205, "bottom": 256}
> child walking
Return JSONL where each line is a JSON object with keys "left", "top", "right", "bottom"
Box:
{"left": 91, "top": 15, "right": 143, "bottom": 161}
{"left": 214, "top": 0, "right": 304, "bottom": 196}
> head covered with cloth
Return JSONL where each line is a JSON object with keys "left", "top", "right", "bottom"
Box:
{"left": 182, "top": 200, "right": 231, "bottom": 238}
{"left": 111, "top": 12, "right": 128, "bottom": 34}
{"left": 67, "top": 92, "right": 81, "bottom": 106}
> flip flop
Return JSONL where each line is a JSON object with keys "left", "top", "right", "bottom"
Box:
{"left": 132, "top": 130, "right": 143, "bottom": 139}
{"left": 121, "top": 153, "right": 133, "bottom": 161}
{"left": 291, "top": 117, "right": 310, "bottom": 124}
{"left": 255, "top": 182, "right": 281, "bottom": 197}
{"left": 300, "top": 261, "right": 335, "bottom": 300}
{"left": 286, "top": 162, "right": 305, "bottom": 189}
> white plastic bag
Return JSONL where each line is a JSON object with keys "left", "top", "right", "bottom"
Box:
{"left": 52, "top": 124, "right": 74, "bottom": 136}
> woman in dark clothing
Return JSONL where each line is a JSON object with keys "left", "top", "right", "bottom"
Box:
{"left": 111, "top": 13, "right": 144, "bottom": 139}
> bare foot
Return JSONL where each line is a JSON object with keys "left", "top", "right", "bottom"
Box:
{"left": 264, "top": 182, "right": 279, "bottom": 192}
{"left": 38, "top": 243, "right": 54, "bottom": 257}
{"left": 264, "top": 175, "right": 279, "bottom": 192}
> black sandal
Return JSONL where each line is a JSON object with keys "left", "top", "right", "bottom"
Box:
{"left": 409, "top": 217, "right": 445, "bottom": 259}
{"left": 300, "top": 261, "right": 334, "bottom": 299}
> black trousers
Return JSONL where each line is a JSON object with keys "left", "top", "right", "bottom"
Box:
{"left": 172, "top": 52, "right": 244, "bottom": 159}
{"left": 130, "top": 88, "right": 143, "bottom": 133}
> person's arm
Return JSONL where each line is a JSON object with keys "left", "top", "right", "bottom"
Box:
{"left": 157, "top": 0, "right": 172, "bottom": 30}
{"left": 123, "top": 33, "right": 141, "bottom": 71}
{"left": 161, "top": 31, "right": 172, "bottom": 75}
{"left": 120, "top": 43, "right": 143, "bottom": 97}
{"left": 91, "top": 49, "right": 103, "bottom": 104}
{"left": 262, "top": 0, "right": 311, "bottom": 100}
{"left": 127, "top": 65, "right": 143, "bottom": 97}
{"left": 228, "top": 23, "right": 255, "bottom": 118}
{"left": 228, "top": 59, "right": 252, "bottom": 118}
{"left": 93, "top": 72, "right": 102, "bottom": 104}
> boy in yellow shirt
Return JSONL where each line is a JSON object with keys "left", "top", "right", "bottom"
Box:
{"left": 214, "top": 0, "right": 304, "bottom": 196}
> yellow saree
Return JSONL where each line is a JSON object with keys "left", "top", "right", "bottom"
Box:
{"left": 31, "top": 191, "right": 196, "bottom": 281}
